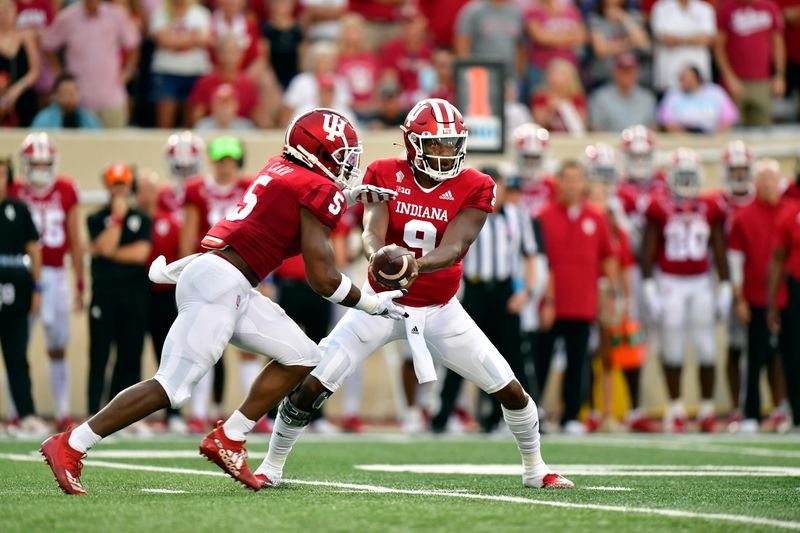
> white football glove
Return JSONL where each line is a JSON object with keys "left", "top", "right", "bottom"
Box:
{"left": 356, "top": 289, "right": 409, "bottom": 320}
{"left": 343, "top": 184, "right": 398, "bottom": 208}
{"left": 643, "top": 278, "right": 662, "bottom": 323}
{"left": 715, "top": 281, "right": 733, "bottom": 322}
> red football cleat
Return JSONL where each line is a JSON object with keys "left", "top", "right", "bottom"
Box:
{"left": 254, "top": 473, "right": 278, "bottom": 489}
{"left": 187, "top": 417, "right": 207, "bottom": 434}
{"left": 199, "top": 422, "right": 260, "bottom": 491}
{"left": 40, "top": 432, "right": 88, "bottom": 495}
{"left": 342, "top": 415, "right": 363, "bottom": 433}
{"left": 669, "top": 416, "right": 686, "bottom": 433}
{"left": 699, "top": 416, "right": 717, "bottom": 433}
{"left": 628, "top": 415, "right": 658, "bottom": 433}
{"left": 56, "top": 417, "right": 77, "bottom": 432}
{"left": 541, "top": 473, "right": 575, "bottom": 489}
{"left": 585, "top": 412, "right": 601, "bottom": 433}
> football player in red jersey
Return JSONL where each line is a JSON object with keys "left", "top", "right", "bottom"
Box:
{"left": 40, "top": 108, "right": 406, "bottom": 495}
{"left": 159, "top": 131, "right": 206, "bottom": 219}
{"left": 509, "top": 122, "right": 556, "bottom": 218}
{"left": 641, "top": 148, "right": 731, "bottom": 433}
{"left": 252, "top": 99, "right": 574, "bottom": 490}
{"left": 10, "top": 132, "right": 84, "bottom": 431}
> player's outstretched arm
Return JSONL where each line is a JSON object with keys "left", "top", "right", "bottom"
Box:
{"left": 362, "top": 202, "right": 390, "bottom": 259}
{"left": 416, "top": 208, "right": 488, "bottom": 273}
{"left": 300, "top": 207, "right": 407, "bottom": 319}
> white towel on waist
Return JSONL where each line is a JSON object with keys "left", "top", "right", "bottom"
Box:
{"left": 148, "top": 253, "right": 201, "bottom": 284}
{"left": 403, "top": 306, "right": 437, "bottom": 384}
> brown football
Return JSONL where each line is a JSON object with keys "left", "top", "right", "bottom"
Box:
{"left": 370, "top": 244, "right": 419, "bottom": 289}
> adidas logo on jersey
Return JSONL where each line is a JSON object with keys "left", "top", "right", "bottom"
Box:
{"left": 439, "top": 190, "right": 454, "bottom": 201}
{"left": 411, "top": 326, "right": 419, "bottom": 334}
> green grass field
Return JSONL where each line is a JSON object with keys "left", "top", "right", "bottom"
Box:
{"left": 1, "top": 433, "right": 799, "bottom": 532}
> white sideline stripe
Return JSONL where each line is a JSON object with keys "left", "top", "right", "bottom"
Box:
{"left": 141, "top": 488, "right": 188, "bottom": 494}
{"left": 2, "top": 453, "right": 800, "bottom": 531}
{"left": 586, "top": 487, "right": 633, "bottom": 492}
{"left": 355, "top": 464, "right": 800, "bottom": 477}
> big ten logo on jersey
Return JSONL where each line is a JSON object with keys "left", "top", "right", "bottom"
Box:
{"left": 31, "top": 204, "right": 66, "bottom": 249}
{"left": 664, "top": 214, "right": 710, "bottom": 262}
{"left": 322, "top": 113, "right": 347, "bottom": 141}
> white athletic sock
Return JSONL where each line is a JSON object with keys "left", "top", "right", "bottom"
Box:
{"left": 502, "top": 395, "right": 546, "bottom": 479}
{"left": 698, "top": 400, "right": 715, "bottom": 419}
{"left": 669, "top": 400, "right": 685, "bottom": 418}
{"left": 341, "top": 365, "right": 364, "bottom": 417}
{"left": 222, "top": 410, "right": 256, "bottom": 441}
{"left": 239, "top": 360, "right": 262, "bottom": 391}
{"left": 49, "top": 359, "right": 70, "bottom": 420}
{"left": 258, "top": 415, "right": 306, "bottom": 478}
{"left": 191, "top": 371, "right": 213, "bottom": 420}
{"left": 3, "top": 371, "right": 18, "bottom": 420}
{"left": 68, "top": 422, "right": 102, "bottom": 454}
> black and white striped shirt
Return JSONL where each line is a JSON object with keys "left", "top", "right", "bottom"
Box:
{"left": 463, "top": 202, "right": 538, "bottom": 283}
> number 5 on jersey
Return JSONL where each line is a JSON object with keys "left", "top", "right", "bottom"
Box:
{"left": 228, "top": 174, "right": 346, "bottom": 222}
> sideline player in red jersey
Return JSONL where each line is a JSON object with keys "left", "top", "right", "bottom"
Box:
{"left": 159, "top": 131, "right": 206, "bottom": 219}
{"left": 641, "top": 148, "right": 731, "bottom": 433}
{"left": 246, "top": 99, "right": 574, "bottom": 491}
{"left": 509, "top": 122, "right": 555, "bottom": 218}
{"left": 10, "top": 132, "right": 84, "bottom": 431}
{"left": 40, "top": 108, "right": 406, "bottom": 495}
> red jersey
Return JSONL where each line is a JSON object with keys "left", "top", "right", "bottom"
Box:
{"left": 188, "top": 72, "right": 260, "bottom": 119}
{"left": 9, "top": 177, "right": 78, "bottom": 267}
{"left": 646, "top": 194, "right": 725, "bottom": 276}
{"left": 612, "top": 218, "right": 636, "bottom": 269}
{"left": 184, "top": 175, "right": 251, "bottom": 251}
{"left": 157, "top": 184, "right": 185, "bottom": 219}
{"left": 783, "top": 180, "right": 800, "bottom": 201}
{"left": 775, "top": 202, "right": 800, "bottom": 280}
{"left": 363, "top": 158, "right": 496, "bottom": 307}
{"left": 717, "top": 0, "right": 784, "bottom": 80}
{"left": 520, "top": 176, "right": 556, "bottom": 218}
{"left": 14, "top": 0, "right": 55, "bottom": 30}
{"left": 729, "top": 198, "right": 791, "bottom": 307}
{"left": 777, "top": 0, "right": 800, "bottom": 63}
{"left": 616, "top": 174, "right": 668, "bottom": 257}
{"left": 706, "top": 189, "right": 753, "bottom": 234}
{"left": 538, "top": 202, "right": 614, "bottom": 321}
{"left": 149, "top": 210, "right": 181, "bottom": 293}
{"left": 380, "top": 38, "right": 432, "bottom": 106}
{"left": 337, "top": 52, "right": 380, "bottom": 106}
{"left": 203, "top": 157, "right": 346, "bottom": 281}
{"left": 348, "top": 0, "right": 400, "bottom": 22}
{"left": 419, "top": 0, "right": 472, "bottom": 48}
{"left": 273, "top": 218, "right": 351, "bottom": 282}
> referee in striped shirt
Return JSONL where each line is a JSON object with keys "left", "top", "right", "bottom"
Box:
{"left": 431, "top": 168, "right": 540, "bottom": 433}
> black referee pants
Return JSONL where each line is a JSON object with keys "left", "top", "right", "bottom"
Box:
{"left": 88, "top": 285, "right": 148, "bottom": 414}
{"left": 148, "top": 288, "right": 180, "bottom": 418}
{"left": 783, "top": 278, "right": 800, "bottom": 426}
{"left": 536, "top": 319, "right": 591, "bottom": 426}
{"left": 0, "top": 310, "right": 35, "bottom": 418}
{"left": 432, "top": 280, "right": 527, "bottom": 432}
{"left": 744, "top": 306, "right": 787, "bottom": 421}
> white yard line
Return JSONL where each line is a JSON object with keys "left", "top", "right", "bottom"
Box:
{"left": 1, "top": 452, "right": 799, "bottom": 530}
{"left": 141, "top": 488, "right": 188, "bottom": 494}
{"left": 585, "top": 487, "right": 633, "bottom": 491}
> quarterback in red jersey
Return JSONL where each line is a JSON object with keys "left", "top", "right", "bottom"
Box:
{"left": 256, "top": 99, "right": 573, "bottom": 491}
{"left": 510, "top": 122, "right": 556, "bottom": 218}
{"left": 40, "top": 108, "right": 406, "bottom": 495}
{"left": 641, "top": 148, "right": 731, "bottom": 433}
{"left": 10, "top": 132, "right": 83, "bottom": 431}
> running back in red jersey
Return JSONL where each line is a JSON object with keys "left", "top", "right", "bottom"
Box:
{"left": 9, "top": 177, "right": 79, "bottom": 267}
{"left": 362, "top": 157, "right": 496, "bottom": 307}
{"left": 645, "top": 193, "right": 725, "bottom": 276}
{"left": 184, "top": 175, "right": 252, "bottom": 238}
{"left": 202, "top": 156, "right": 347, "bottom": 280}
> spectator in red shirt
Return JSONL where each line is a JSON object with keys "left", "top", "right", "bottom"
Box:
{"left": 729, "top": 159, "right": 793, "bottom": 431}
{"left": 768, "top": 176, "right": 800, "bottom": 431}
{"left": 189, "top": 34, "right": 260, "bottom": 126}
{"left": 535, "top": 160, "right": 617, "bottom": 433}
{"left": 348, "top": 0, "right": 403, "bottom": 49}
{"left": 714, "top": 0, "right": 786, "bottom": 126}
{"left": 531, "top": 59, "right": 587, "bottom": 135}
{"left": 777, "top": 0, "right": 800, "bottom": 119}
{"left": 525, "top": 0, "right": 586, "bottom": 95}
{"left": 194, "top": 82, "right": 256, "bottom": 130}
{"left": 379, "top": 6, "right": 432, "bottom": 111}
{"left": 337, "top": 13, "right": 380, "bottom": 121}
{"left": 419, "top": 0, "right": 471, "bottom": 49}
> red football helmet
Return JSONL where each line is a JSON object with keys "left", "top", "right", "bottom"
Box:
{"left": 667, "top": 148, "right": 703, "bottom": 199}
{"left": 401, "top": 98, "right": 468, "bottom": 182}
{"left": 620, "top": 125, "right": 656, "bottom": 182}
{"left": 511, "top": 122, "right": 550, "bottom": 180}
{"left": 721, "top": 140, "right": 754, "bottom": 197}
{"left": 582, "top": 142, "right": 619, "bottom": 184}
{"left": 164, "top": 131, "right": 205, "bottom": 181}
{"left": 19, "top": 132, "right": 57, "bottom": 188}
{"left": 284, "top": 108, "right": 362, "bottom": 189}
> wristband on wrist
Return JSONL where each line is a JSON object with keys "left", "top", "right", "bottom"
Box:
{"left": 76, "top": 279, "right": 85, "bottom": 293}
{"left": 33, "top": 282, "right": 43, "bottom": 292}
{"left": 324, "top": 275, "right": 352, "bottom": 304}
{"left": 110, "top": 214, "right": 123, "bottom": 226}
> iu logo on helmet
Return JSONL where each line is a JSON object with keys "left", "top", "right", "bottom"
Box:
{"left": 322, "top": 113, "right": 347, "bottom": 142}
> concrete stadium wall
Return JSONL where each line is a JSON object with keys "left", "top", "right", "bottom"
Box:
{"left": 0, "top": 129, "right": 797, "bottom": 422}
